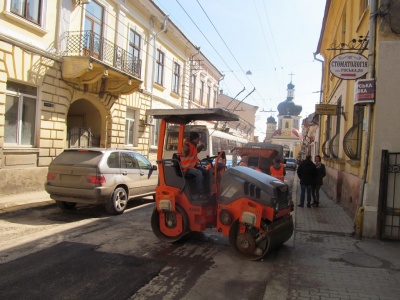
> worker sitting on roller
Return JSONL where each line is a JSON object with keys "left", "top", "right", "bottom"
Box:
{"left": 180, "top": 132, "right": 210, "bottom": 200}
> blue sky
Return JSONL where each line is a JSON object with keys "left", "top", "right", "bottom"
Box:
{"left": 153, "top": 0, "right": 326, "bottom": 138}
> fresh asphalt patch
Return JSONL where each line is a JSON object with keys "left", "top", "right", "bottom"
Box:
{"left": 0, "top": 241, "right": 166, "bottom": 299}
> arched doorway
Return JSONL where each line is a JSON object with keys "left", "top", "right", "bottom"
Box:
{"left": 67, "top": 99, "right": 102, "bottom": 147}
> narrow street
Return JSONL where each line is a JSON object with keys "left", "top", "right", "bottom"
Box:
{"left": 0, "top": 189, "right": 294, "bottom": 300}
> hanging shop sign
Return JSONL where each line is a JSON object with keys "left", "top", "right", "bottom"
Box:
{"left": 329, "top": 53, "right": 368, "bottom": 80}
{"left": 354, "top": 78, "right": 375, "bottom": 104}
{"left": 315, "top": 104, "right": 338, "bottom": 115}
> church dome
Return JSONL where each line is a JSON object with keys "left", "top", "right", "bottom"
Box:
{"left": 267, "top": 115, "right": 276, "bottom": 123}
{"left": 277, "top": 100, "right": 302, "bottom": 116}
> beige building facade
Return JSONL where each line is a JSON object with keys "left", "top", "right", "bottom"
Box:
{"left": 0, "top": 0, "right": 249, "bottom": 195}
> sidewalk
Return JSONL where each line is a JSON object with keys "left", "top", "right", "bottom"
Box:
{"left": 0, "top": 190, "right": 53, "bottom": 213}
{"left": 288, "top": 175, "right": 400, "bottom": 299}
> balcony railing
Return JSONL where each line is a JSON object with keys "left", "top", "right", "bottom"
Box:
{"left": 59, "top": 30, "right": 141, "bottom": 78}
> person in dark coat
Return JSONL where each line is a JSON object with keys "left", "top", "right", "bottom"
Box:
{"left": 311, "top": 155, "right": 326, "bottom": 207}
{"left": 297, "top": 155, "right": 316, "bottom": 208}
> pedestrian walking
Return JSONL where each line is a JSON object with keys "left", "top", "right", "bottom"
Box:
{"left": 270, "top": 158, "right": 286, "bottom": 181}
{"left": 311, "top": 155, "right": 326, "bottom": 207}
{"left": 296, "top": 155, "right": 316, "bottom": 208}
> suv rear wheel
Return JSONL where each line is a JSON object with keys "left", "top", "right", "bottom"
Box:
{"left": 105, "top": 187, "right": 128, "bottom": 215}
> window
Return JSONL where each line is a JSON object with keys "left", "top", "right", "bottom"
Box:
{"left": 199, "top": 81, "right": 204, "bottom": 105}
{"left": 125, "top": 108, "right": 138, "bottom": 146}
{"left": 133, "top": 153, "right": 152, "bottom": 170}
{"left": 129, "top": 29, "right": 141, "bottom": 61}
{"left": 206, "top": 85, "right": 211, "bottom": 108}
{"left": 84, "top": 1, "right": 104, "bottom": 58}
{"left": 155, "top": 49, "right": 165, "bottom": 85}
{"left": 11, "top": 0, "right": 42, "bottom": 25}
{"left": 322, "top": 115, "right": 331, "bottom": 158}
{"left": 190, "top": 75, "right": 196, "bottom": 101}
{"left": 151, "top": 118, "right": 160, "bottom": 147}
{"left": 213, "top": 89, "right": 217, "bottom": 107}
{"left": 107, "top": 152, "right": 120, "bottom": 168}
{"left": 5, "top": 81, "right": 37, "bottom": 146}
{"left": 343, "top": 105, "right": 364, "bottom": 160}
{"left": 172, "top": 62, "right": 180, "bottom": 94}
{"left": 121, "top": 152, "right": 138, "bottom": 169}
{"left": 329, "top": 99, "right": 342, "bottom": 158}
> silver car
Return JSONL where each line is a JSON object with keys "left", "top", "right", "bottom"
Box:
{"left": 285, "top": 158, "right": 297, "bottom": 170}
{"left": 45, "top": 148, "right": 158, "bottom": 214}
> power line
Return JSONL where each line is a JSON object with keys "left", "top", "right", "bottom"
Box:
{"left": 194, "top": 0, "right": 267, "bottom": 108}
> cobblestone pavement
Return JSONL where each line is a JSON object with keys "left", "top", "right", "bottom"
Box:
{"left": 288, "top": 177, "right": 400, "bottom": 300}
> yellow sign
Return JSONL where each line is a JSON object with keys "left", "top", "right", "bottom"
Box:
{"left": 315, "top": 104, "right": 337, "bottom": 115}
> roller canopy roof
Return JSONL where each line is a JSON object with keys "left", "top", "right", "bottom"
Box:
{"left": 146, "top": 108, "right": 239, "bottom": 124}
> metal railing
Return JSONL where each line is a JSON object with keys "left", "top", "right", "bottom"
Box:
{"left": 329, "top": 133, "right": 340, "bottom": 159}
{"left": 321, "top": 139, "right": 330, "bottom": 159}
{"left": 343, "top": 124, "right": 362, "bottom": 160}
{"left": 59, "top": 30, "right": 141, "bottom": 78}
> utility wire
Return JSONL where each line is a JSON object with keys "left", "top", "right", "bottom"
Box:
{"left": 194, "top": 0, "right": 265, "bottom": 108}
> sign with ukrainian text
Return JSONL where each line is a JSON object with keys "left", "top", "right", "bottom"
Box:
{"left": 354, "top": 78, "right": 375, "bottom": 104}
{"left": 329, "top": 53, "right": 368, "bottom": 80}
{"left": 315, "top": 104, "right": 337, "bottom": 115}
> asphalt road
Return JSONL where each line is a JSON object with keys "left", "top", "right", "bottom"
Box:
{"left": 0, "top": 173, "right": 296, "bottom": 300}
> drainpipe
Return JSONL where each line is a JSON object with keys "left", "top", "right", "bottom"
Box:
{"left": 147, "top": 15, "right": 168, "bottom": 159}
{"left": 313, "top": 52, "right": 324, "bottom": 156}
{"left": 355, "top": 0, "right": 378, "bottom": 239}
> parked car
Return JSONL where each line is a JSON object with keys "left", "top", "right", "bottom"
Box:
{"left": 45, "top": 148, "right": 158, "bottom": 215}
{"left": 285, "top": 158, "right": 297, "bottom": 170}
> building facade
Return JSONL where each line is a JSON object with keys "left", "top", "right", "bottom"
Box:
{"left": 316, "top": 0, "right": 400, "bottom": 239}
{"left": 0, "top": 0, "right": 249, "bottom": 195}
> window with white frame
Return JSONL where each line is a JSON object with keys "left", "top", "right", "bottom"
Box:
{"left": 199, "top": 81, "right": 204, "bottom": 106}
{"left": 172, "top": 62, "right": 180, "bottom": 94}
{"left": 129, "top": 29, "right": 141, "bottom": 61}
{"left": 5, "top": 81, "right": 37, "bottom": 146}
{"left": 10, "top": 0, "right": 42, "bottom": 25}
{"left": 151, "top": 118, "right": 161, "bottom": 147}
{"left": 206, "top": 85, "right": 211, "bottom": 108}
{"left": 125, "top": 108, "right": 138, "bottom": 146}
{"left": 190, "top": 74, "right": 196, "bottom": 101}
{"left": 155, "top": 49, "right": 165, "bottom": 85}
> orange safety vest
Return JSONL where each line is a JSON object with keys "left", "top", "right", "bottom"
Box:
{"left": 180, "top": 142, "right": 198, "bottom": 171}
{"left": 270, "top": 163, "right": 285, "bottom": 181}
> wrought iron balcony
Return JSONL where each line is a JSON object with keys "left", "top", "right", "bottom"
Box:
{"left": 59, "top": 30, "right": 141, "bottom": 78}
